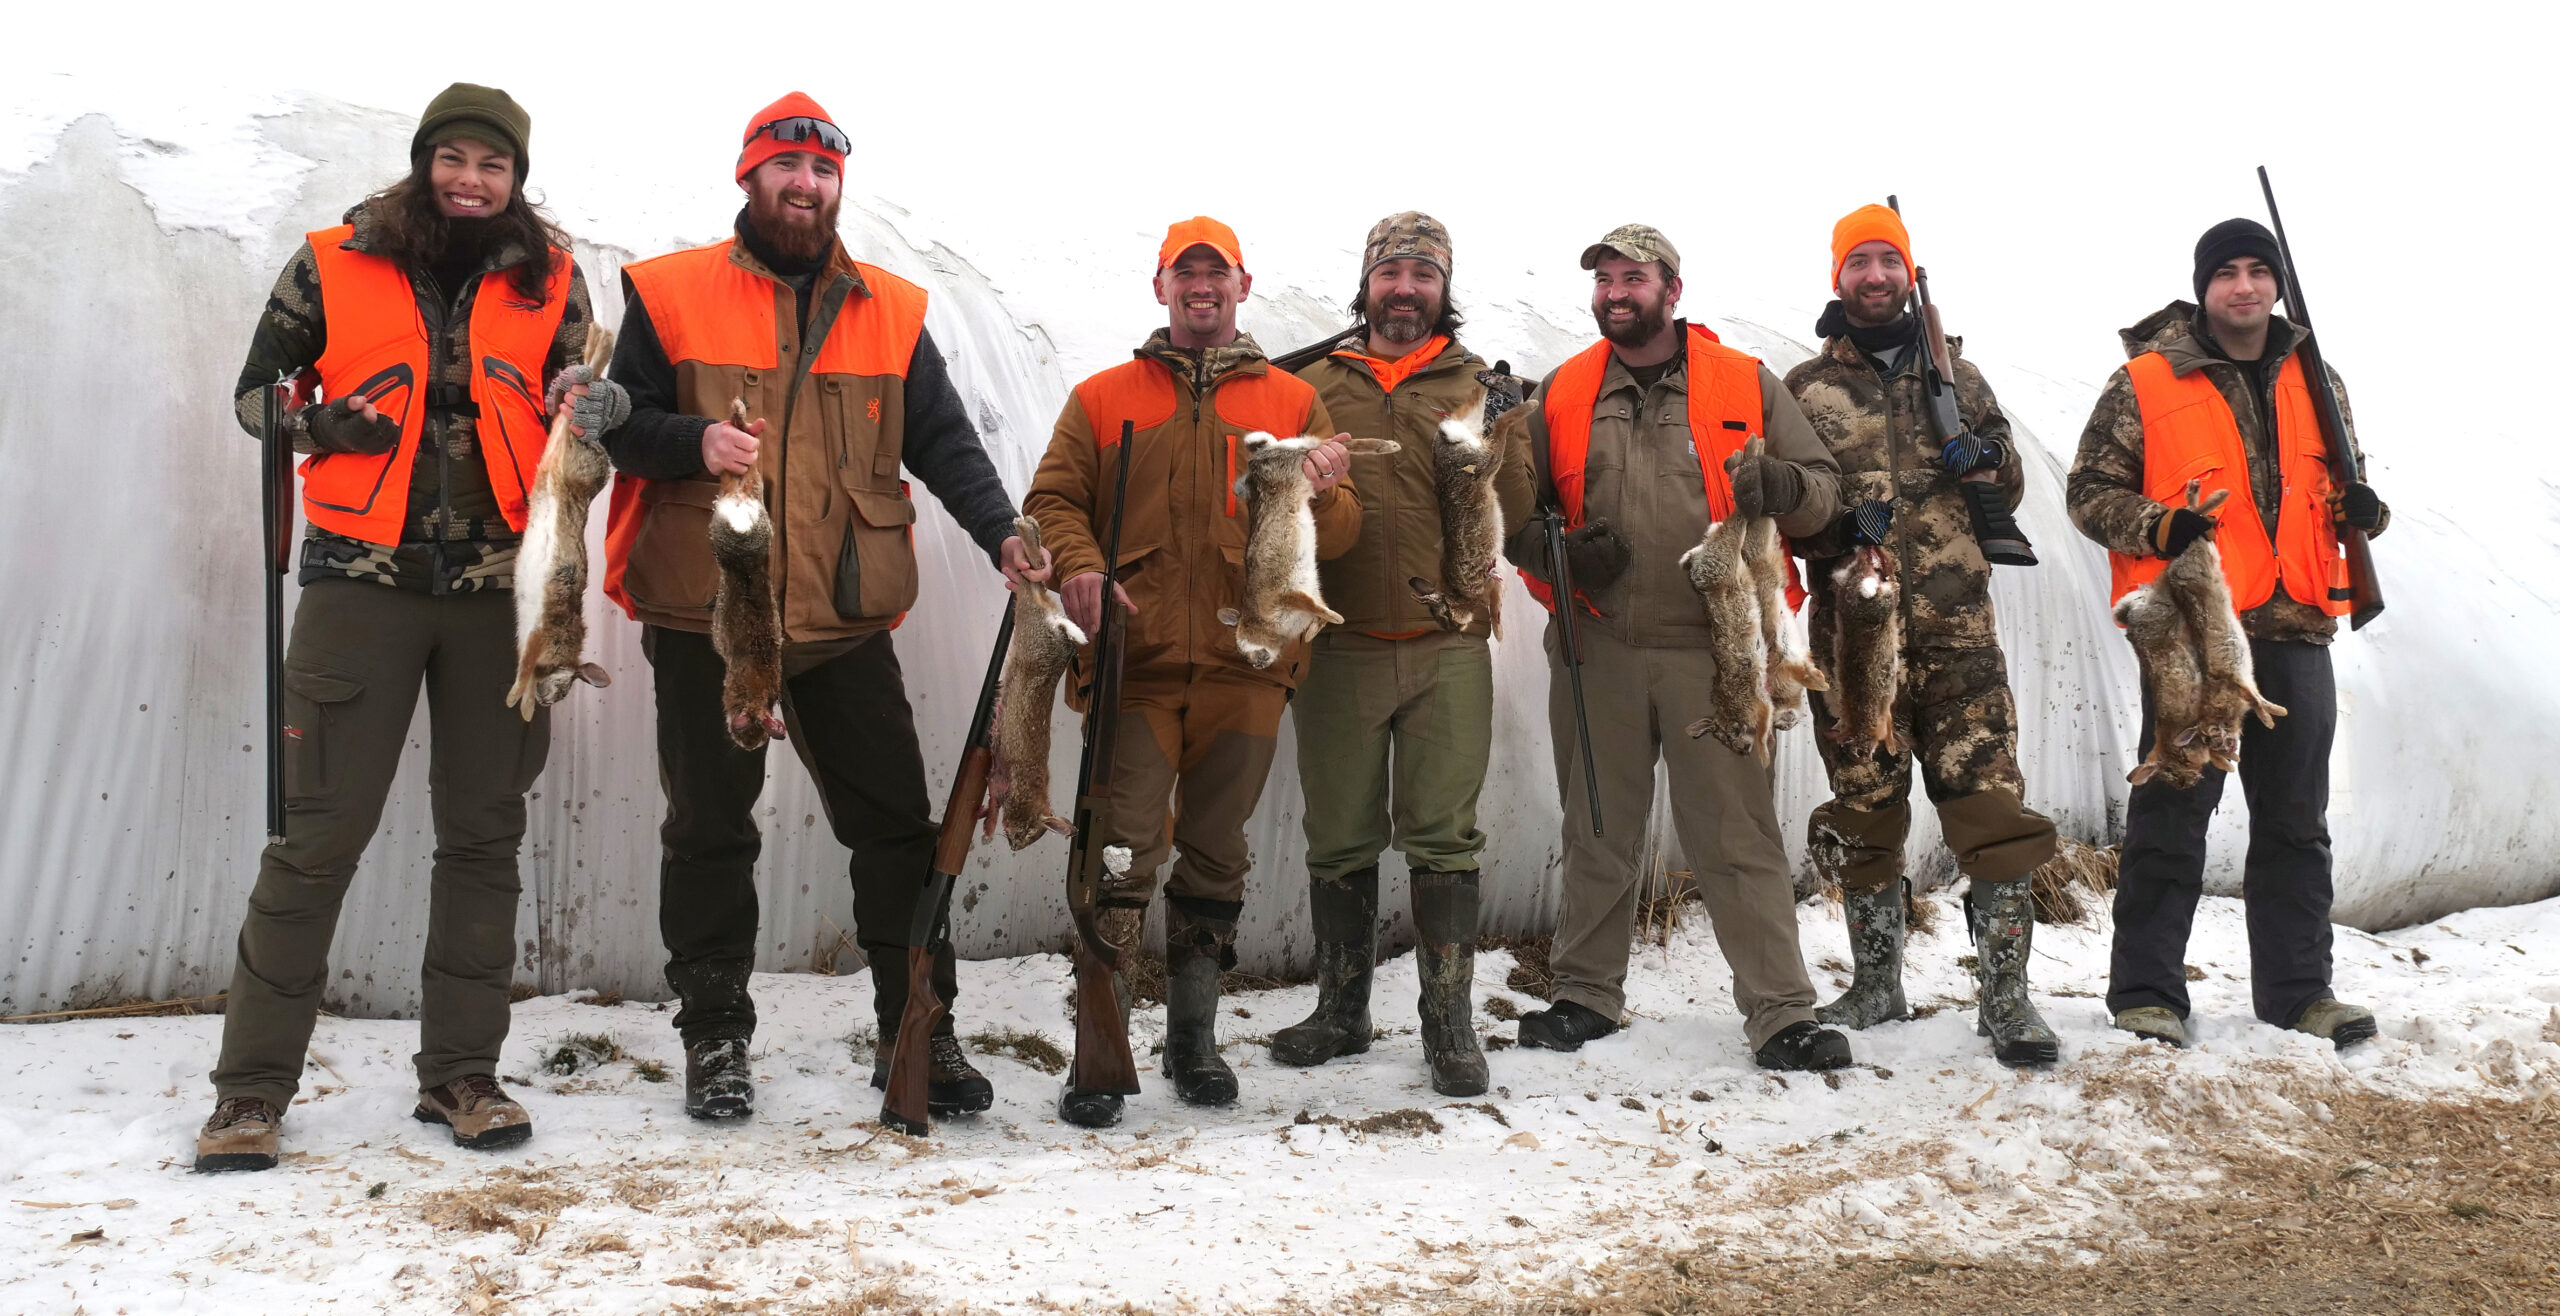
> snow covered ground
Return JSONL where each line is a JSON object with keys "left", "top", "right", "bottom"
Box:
{"left": 10, "top": 889, "right": 2557, "bottom": 1315}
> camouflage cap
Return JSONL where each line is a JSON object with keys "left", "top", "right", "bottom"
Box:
{"left": 1579, "top": 223, "right": 1679, "bottom": 277}
{"left": 1362, "top": 211, "right": 1452, "bottom": 278}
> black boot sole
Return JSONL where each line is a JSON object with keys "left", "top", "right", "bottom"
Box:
{"left": 2329, "top": 1017, "right": 2380, "bottom": 1049}
{"left": 865, "top": 1070, "right": 993, "bottom": 1117}
{"left": 193, "top": 1151, "right": 276, "bottom": 1174}
{"left": 1058, "top": 1087, "right": 1124, "bottom": 1128}
{"left": 1993, "top": 1039, "right": 2061, "bottom": 1069}
{"left": 412, "top": 1105, "right": 534, "bottom": 1151}
{"left": 686, "top": 1094, "right": 754, "bottom": 1121}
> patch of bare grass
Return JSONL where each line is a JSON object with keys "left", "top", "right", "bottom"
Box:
{"left": 966, "top": 1027, "right": 1068, "bottom": 1075}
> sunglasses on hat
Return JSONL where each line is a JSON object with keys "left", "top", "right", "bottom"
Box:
{"left": 751, "top": 115, "right": 849, "bottom": 157}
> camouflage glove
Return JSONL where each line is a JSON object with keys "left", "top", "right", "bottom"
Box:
{"left": 2153, "top": 505, "right": 2215, "bottom": 557}
{"left": 2335, "top": 481, "right": 2382, "bottom": 531}
{"left": 1838, "top": 499, "right": 1893, "bottom": 547}
{"left": 304, "top": 396, "right": 401, "bottom": 456}
{"left": 1724, "top": 450, "right": 1807, "bottom": 519}
{"left": 545, "top": 364, "right": 631, "bottom": 439}
{"left": 1939, "top": 430, "right": 2007, "bottom": 476}
{"left": 1561, "top": 518, "right": 1632, "bottom": 591}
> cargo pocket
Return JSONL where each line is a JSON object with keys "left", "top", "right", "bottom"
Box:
{"left": 625, "top": 478, "right": 724, "bottom": 616}
{"left": 280, "top": 662, "right": 362, "bottom": 803}
{"left": 834, "top": 480, "right": 919, "bottom": 620}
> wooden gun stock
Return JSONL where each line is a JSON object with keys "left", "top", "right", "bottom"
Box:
{"left": 879, "top": 604, "right": 1015, "bottom": 1135}
{"left": 1068, "top": 935, "right": 1140, "bottom": 1095}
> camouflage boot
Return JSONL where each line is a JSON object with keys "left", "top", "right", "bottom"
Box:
{"left": 1966, "top": 879, "right": 2059, "bottom": 1068}
{"left": 1269, "top": 866, "right": 1378, "bottom": 1067}
{"left": 1816, "top": 882, "right": 1909, "bottom": 1030}
{"left": 1059, "top": 905, "right": 1143, "bottom": 1129}
{"left": 1411, "top": 870, "right": 1487, "bottom": 1097}
{"left": 1161, "top": 902, "right": 1240, "bottom": 1107}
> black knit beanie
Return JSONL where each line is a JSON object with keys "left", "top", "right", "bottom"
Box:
{"left": 412, "top": 83, "right": 532, "bottom": 181}
{"left": 2192, "top": 218, "right": 2282, "bottom": 304}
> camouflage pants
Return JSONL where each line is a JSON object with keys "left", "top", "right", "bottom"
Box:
{"left": 1805, "top": 643, "right": 2057, "bottom": 895}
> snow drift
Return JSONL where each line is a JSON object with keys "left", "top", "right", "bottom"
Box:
{"left": 3, "top": 92, "right": 2555, "bottom": 1017}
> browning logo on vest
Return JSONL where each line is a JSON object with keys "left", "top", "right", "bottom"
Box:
{"left": 2108, "top": 351, "right": 2349, "bottom": 616}
{"left": 601, "top": 241, "right": 930, "bottom": 643}
{"left": 300, "top": 224, "right": 570, "bottom": 547}
{"left": 1523, "top": 323, "right": 1803, "bottom": 611}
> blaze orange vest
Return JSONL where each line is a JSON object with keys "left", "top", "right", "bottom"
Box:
{"left": 599, "top": 243, "right": 930, "bottom": 616}
{"left": 2108, "top": 351, "right": 2350, "bottom": 615}
{"left": 1521, "top": 324, "right": 1803, "bottom": 611}
{"left": 1072, "top": 355, "right": 1319, "bottom": 519}
{"left": 300, "top": 225, "right": 569, "bottom": 547}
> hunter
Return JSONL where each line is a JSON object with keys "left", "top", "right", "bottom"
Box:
{"left": 200, "top": 84, "right": 596, "bottom": 1170}
{"left": 1271, "top": 213, "right": 1535, "bottom": 1097}
{"left": 1783, "top": 204, "right": 2064, "bottom": 1068}
{"left": 1026, "top": 217, "right": 1356, "bottom": 1127}
{"left": 598, "top": 92, "right": 1038, "bottom": 1122}
{"left": 1502, "top": 224, "right": 1854, "bottom": 1072}
{"left": 2069, "top": 219, "right": 2387, "bottom": 1051}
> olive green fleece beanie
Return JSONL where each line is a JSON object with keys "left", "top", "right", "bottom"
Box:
{"left": 412, "top": 82, "right": 532, "bottom": 180}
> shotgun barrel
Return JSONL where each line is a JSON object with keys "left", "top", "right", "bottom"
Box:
{"left": 2257, "top": 166, "right": 2384, "bottom": 630}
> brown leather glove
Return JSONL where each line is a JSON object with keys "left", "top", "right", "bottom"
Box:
{"left": 1724, "top": 450, "right": 1807, "bottom": 520}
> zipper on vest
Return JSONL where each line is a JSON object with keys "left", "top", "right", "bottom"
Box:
{"left": 425, "top": 275, "right": 462, "bottom": 594}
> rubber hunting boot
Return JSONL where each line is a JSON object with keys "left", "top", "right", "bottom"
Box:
{"left": 1161, "top": 903, "right": 1240, "bottom": 1107}
{"left": 1817, "top": 881, "right": 1910, "bottom": 1029}
{"left": 1968, "top": 878, "right": 2060, "bottom": 1068}
{"left": 1269, "top": 865, "right": 1379, "bottom": 1067}
{"left": 1411, "top": 869, "right": 1487, "bottom": 1096}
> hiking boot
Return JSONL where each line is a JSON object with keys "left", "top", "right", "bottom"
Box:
{"left": 685, "top": 1038, "right": 754, "bottom": 1120}
{"left": 1269, "top": 866, "right": 1378, "bottom": 1068}
{"left": 194, "top": 1096, "right": 280, "bottom": 1173}
{"left": 1411, "top": 870, "right": 1487, "bottom": 1097}
{"left": 1162, "top": 902, "right": 1239, "bottom": 1107}
{"left": 1967, "top": 878, "right": 2060, "bottom": 1069}
{"left": 864, "top": 940, "right": 992, "bottom": 1116}
{"left": 1517, "top": 998, "right": 1617, "bottom": 1052}
{"left": 1817, "top": 882, "right": 1910, "bottom": 1029}
{"left": 2113, "top": 1006, "right": 2188, "bottom": 1047}
{"left": 1754, "top": 1020, "right": 1853, "bottom": 1071}
{"left": 413, "top": 1075, "right": 532, "bottom": 1150}
{"left": 2291, "top": 997, "right": 2378, "bottom": 1050}
{"left": 1061, "top": 905, "right": 1142, "bottom": 1129}
{"left": 869, "top": 1023, "right": 995, "bottom": 1117}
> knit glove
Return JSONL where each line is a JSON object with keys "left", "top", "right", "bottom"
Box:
{"left": 1561, "top": 518, "right": 1632, "bottom": 592}
{"left": 1939, "top": 430, "right": 2007, "bottom": 475}
{"left": 1839, "top": 499, "right": 1893, "bottom": 547}
{"left": 545, "top": 364, "right": 631, "bottom": 439}
{"left": 2334, "top": 482, "right": 2382, "bottom": 531}
{"left": 1723, "top": 449, "right": 1807, "bottom": 519}
{"left": 304, "top": 396, "right": 401, "bottom": 456}
{"left": 2153, "top": 506, "right": 2216, "bottom": 558}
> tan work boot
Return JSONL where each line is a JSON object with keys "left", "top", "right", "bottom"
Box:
{"left": 2290, "top": 998, "right": 2379, "bottom": 1050}
{"left": 413, "top": 1075, "right": 533, "bottom": 1150}
{"left": 194, "top": 1096, "right": 281, "bottom": 1173}
{"left": 2113, "top": 1006, "right": 2188, "bottom": 1048}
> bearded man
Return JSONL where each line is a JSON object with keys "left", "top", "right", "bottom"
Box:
{"left": 1501, "top": 225, "right": 1854, "bottom": 1072}
{"left": 598, "top": 92, "right": 1039, "bottom": 1123}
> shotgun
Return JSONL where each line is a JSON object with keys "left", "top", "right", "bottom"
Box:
{"left": 879, "top": 601, "right": 1016, "bottom": 1135}
{"left": 1887, "top": 196, "right": 2036, "bottom": 567}
{"left": 1063, "top": 422, "right": 1142, "bottom": 1098}
{"left": 260, "top": 370, "right": 303, "bottom": 845}
{"left": 2258, "top": 166, "right": 2384, "bottom": 630}
{"left": 1527, "top": 422, "right": 1603, "bottom": 838}
{"left": 1269, "top": 330, "right": 1355, "bottom": 375}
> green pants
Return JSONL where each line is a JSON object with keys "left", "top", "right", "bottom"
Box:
{"left": 1291, "top": 630, "right": 1493, "bottom": 882}
{"left": 211, "top": 579, "right": 549, "bottom": 1111}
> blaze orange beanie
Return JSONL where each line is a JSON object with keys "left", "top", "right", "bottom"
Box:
{"left": 1831, "top": 204, "right": 1914, "bottom": 289}
{"left": 736, "top": 92, "right": 845, "bottom": 183}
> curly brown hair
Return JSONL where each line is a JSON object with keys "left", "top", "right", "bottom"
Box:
{"left": 362, "top": 150, "right": 571, "bottom": 304}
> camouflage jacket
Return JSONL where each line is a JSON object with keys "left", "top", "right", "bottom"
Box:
{"left": 231, "top": 199, "right": 593, "bottom": 593}
{"left": 1784, "top": 331, "right": 2023, "bottom": 649}
{"left": 2066, "top": 302, "right": 2385, "bottom": 645}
